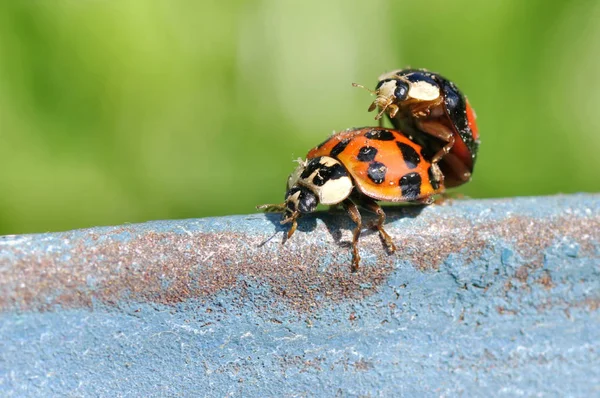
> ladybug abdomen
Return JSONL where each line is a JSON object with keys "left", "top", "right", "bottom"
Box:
{"left": 307, "top": 127, "right": 444, "bottom": 202}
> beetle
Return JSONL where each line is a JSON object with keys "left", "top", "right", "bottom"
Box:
{"left": 258, "top": 127, "right": 445, "bottom": 271}
{"left": 354, "top": 69, "right": 480, "bottom": 187}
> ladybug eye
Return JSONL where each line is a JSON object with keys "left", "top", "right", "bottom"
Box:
{"left": 394, "top": 81, "right": 409, "bottom": 100}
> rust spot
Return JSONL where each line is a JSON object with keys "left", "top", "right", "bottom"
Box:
{"left": 535, "top": 297, "right": 600, "bottom": 313}
{"left": 397, "top": 213, "right": 598, "bottom": 272}
{"left": 497, "top": 306, "right": 518, "bottom": 315}
{"left": 515, "top": 266, "right": 530, "bottom": 283}
{"left": 536, "top": 271, "right": 554, "bottom": 289}
{"left": 0, "top": 209, "right": 598, "bottom": 313}
{"left": 353, "top": 358, "right": 373, "bottom": 371}
{"left": 574, "top": 297, "right": 600, "bottom": 311}
{"left": 278, "top": 355, "right": 325, "bottom": 373}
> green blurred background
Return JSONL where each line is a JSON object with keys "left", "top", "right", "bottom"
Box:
{"left": 1, "top": 1, "right": 599, "bottom": 235}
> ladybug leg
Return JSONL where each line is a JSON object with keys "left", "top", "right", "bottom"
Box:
{"left": 359, "top": 198, "right": 397, "bottom": 254}
{"left": 285, "top": 216, "right": 298, "bottom": 240}
{"left": 257, "top": 203, "right": 300, "bottom": 241}
{"left": 409, "top": 96, "right": 444, "bottom": 117}
{"left": 440, "top": 153, "right": 472, "bottom": 182}
{"left": 342, "top": 199, "right": 362, "bottom": 272}
{"left": 434, "top": 134, "right": 455, "bottom": 164}
{"left": 410, "top": 101, "right": 433, "bottom": 117}
{"left": 279, "top": 210, "right": 301, "bottom": 240}
{"left": 387, "top": 104, "right": 399, "bottom": 119}
{"left": 415, "top": 119, "right": 455, "bottom": 163}
{"left": 415, "top": 196, "right": 435, "bottom": 205}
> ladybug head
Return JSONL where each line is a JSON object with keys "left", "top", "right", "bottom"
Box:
{"left": 352, "top": 78, "right": 409, "bottom": 120}
{"left": 356, "top": 70, "right": 444, "bottom": 121}
{"left": 283, "top": 186, "right": 317, "bottom": 219}
{"left": 375, "top": 79, "right": 409, "bottom": 102}
{"left": 258, "top": 156, "right": 353, "bottom": 240}
{"left": 279, "top": 185, "right": 317, "bottom": 239}
{"left": 380, "top": 69, "right": 442, "bottom": 103}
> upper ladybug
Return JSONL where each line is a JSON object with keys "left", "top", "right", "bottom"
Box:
{"left": 356, "top": 69, "right": 480, "bottom": 187}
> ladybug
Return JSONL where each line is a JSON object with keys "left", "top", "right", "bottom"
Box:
{"left": 354, "top": 69, "right": 480, "bottom": 187}
{"left": 258, "top": 127, "right": 445, "bottom": 271}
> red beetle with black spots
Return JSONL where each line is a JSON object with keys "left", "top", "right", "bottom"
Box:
{"left": 258, "top": 127, "right": 445, "bottom": 271}
{"left": 354, "top": 69, "right": 480, "bottom": 187}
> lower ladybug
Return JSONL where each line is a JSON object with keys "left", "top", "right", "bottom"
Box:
{"left": 258, "top": 127, "right": 445, "bottom": 271}
{"left": 354, "top": 69, "right": 480, "bottom": 187}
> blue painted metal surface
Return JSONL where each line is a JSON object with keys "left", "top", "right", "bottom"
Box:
{"left": 0, "top": 194, "right": 599, "bottom": 396}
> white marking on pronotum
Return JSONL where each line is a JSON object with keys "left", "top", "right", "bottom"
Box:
{"left": 317, "top": 177, "right": 353, "bottom": 205}
{"left": 376, "top": 80, "right": 397, "bottom": 101}
{"left": 408, "top": 80, "right": 440, "bottom": 101}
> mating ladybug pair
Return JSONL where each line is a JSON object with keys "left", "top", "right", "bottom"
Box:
{"left": 259, "top": 69, "right": 480, "bottom": 271}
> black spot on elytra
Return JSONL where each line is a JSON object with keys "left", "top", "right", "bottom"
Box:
{"left": 312, "top": 163, "right": 347, "bottom": 186}
{"left": 357, "top": 146, "right": 378, "bottom": 162}
{"left": 399, "top": 172, "right": 421, "bottom": 199}
{"left": 396, "top": 142, "right": 420, "bottom": 169}
{"left": 367, "top": 162, "right": 387, "bottom": 184}
{"left": 330, "top": 138, "right": 351, "bottom": 157}
{"left": 364, "top": 129, "right": 395, "bottom": 141}
{"left": 428, "top": 167, "right": 440, "bottom": 190}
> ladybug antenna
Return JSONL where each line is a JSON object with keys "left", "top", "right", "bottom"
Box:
{"left": 256, "top": 203, "right": 286, "bottom": 213}
{"left": 353, "top": 82, "right": 384, "bottom": 116}
{"left": 351, "top": 82, "right": 377, "bottom": 96}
